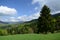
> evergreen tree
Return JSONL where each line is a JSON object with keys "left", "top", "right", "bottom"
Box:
{"left": 37, "top": 5, "right": 52, "bottom": 34}
{"left": 56, "top": 16, "right": 60, "bottom": 30}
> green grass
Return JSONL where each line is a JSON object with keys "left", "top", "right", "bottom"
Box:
{"left": 0, "top": 33, "right": 60, "bottom": 40}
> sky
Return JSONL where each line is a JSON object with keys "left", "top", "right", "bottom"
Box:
{"left": 0, "top": 0, "right": 60, "bottom": 22}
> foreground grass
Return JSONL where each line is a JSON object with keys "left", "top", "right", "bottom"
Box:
{"left": 0, "top": 33, "right": 60, "bottom": 40}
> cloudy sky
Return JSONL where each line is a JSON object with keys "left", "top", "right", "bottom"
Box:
{"left": 0, "top": 0, "right": 60, "bottom": 22}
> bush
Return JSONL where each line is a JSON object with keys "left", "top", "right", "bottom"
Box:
{"left": 19, "top": 26, "right": 34, "bottom": 34}
{"left": 0, "top": 29, "right": 8, "bottom": 36}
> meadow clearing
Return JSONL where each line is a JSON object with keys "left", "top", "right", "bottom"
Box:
{"left": 0, "top": 33, "right": 60, "bottom": 40}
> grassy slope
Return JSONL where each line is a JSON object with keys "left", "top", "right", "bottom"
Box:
{"left": 0, "top": 33, "right": 60, "bottom": 40}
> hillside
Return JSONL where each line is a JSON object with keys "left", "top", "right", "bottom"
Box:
{"left": 52, "top": 13, "right": 60, "bottom": 17}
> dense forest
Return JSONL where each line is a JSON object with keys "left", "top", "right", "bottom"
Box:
{"left": 0, "top": 5, "right": 60, "bottom": 36}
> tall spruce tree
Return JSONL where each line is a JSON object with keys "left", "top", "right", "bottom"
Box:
{"left": 37, "top": 5, "right": 52, "bottom": 34}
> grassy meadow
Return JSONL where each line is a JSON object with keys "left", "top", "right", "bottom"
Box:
{"left": 0, "top": 33, "right": 60, "bottom": 40}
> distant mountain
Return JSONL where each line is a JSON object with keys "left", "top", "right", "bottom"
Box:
{"left": 24, "top": 19, "right": 37, "bottom": 23}
{"left": 52, "top": 13, "right": 60, "bottom": 17}
{"left": 0, "top": 21, "right": 8, "bottom": 24}
{"left": 8, "top": 21, "right": 24, "bottom": 24}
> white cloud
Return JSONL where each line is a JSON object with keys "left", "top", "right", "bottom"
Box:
{"left": 32, "top": 0, "right": 60, "bottom": 14}
{"left": 32, "top": 0, "right": 47, "bottom": 6}
{"left": 9, "top": 17, "right": 18, "bottom": 22}
{"left": 9, "top": 19, "right": 18, "bottom": 22}
{"left": 17, "top": 12, "right": 40, "bottom": 22}
{"left": 46, "top": 0, "right": 60, "bottom": 12}
{"left": 52, "top": 11, "right": 60, "bottom": 15}
{"left": 29, "top": 12, "right": 40, "bottom": 19}
{"left": 0, "top": 6, "right": 17, "bottom": 16}
{"left": 1, "top": 12, "right": 40, "bottom": 22}
{"left": 17, "top": 15, "right": 28, "bottom": 21}
{"left": 0, "top": 17, "right": 8, "bottom": 22}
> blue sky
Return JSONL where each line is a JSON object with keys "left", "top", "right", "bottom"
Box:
{"left": 0, "top": 0, "right": 39, "bottom": 16}
{"left": 0, "top": 0, "right": 60, "bottom": 22}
